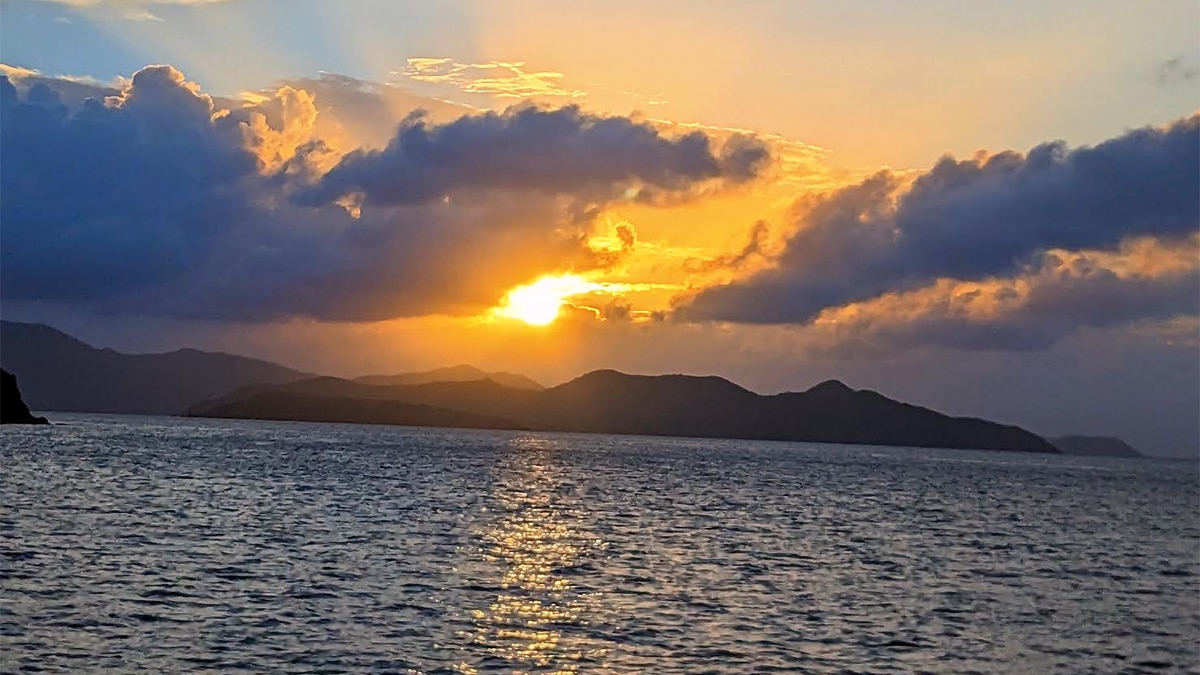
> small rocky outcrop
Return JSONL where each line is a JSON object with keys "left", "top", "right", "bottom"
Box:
{"left": 2, "top": 369, "right": 48, "bottom": 424}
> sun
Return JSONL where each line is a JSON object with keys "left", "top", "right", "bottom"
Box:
{"left": 493, "top": 274, "right": 602, "bottom": 326}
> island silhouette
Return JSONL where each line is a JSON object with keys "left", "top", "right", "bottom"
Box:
{"left": 186, "top": 370, "right": 1057, "bottom": 452}
{"left": 1049, "top": 435, "right": 1143, "bottom": 458}
{"left": 6, "top": 319, "right": 1151, "bottom": 454}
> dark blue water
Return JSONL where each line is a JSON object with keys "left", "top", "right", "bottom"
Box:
{"left": 2, "top": 414, "right": 1197, "bottom": 673}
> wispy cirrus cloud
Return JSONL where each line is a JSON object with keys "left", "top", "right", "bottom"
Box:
{"left": 121, "top": 7, "right": 163, "bottom": 20}
{"left": 394, "top": 57, "right": 672, "bottom": 112}
{"left": 398, "top": 58, "right": 586, "bottom": 101}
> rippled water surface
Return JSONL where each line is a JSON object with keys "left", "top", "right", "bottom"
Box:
{"left": 2, "top": 414, "right": 1198, "bottom": 673}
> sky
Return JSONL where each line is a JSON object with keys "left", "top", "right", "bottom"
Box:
{"left": 1, "top": 0, "right": 1198, "bottom": 456}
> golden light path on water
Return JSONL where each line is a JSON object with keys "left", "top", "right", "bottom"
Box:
{"left": 456, "top": 436, "right": 609, "bottom": 674}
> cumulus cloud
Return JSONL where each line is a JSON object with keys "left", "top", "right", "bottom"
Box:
{"left": 0, "top": 64, "right": 128, "bottom": 107}
{"left": 1, "top": 67, "right": 255, "bottom": 302}
{"left": 0, "top": 65, "right": 768, "bottom": 322}
{"left": 683, "top": 115, "right": 1200, "bottom": 340}
{"left": 251, "top": 72, "right": 473, "bottom": 151}
{"left": 809, "top": 236, "right": 1200, "bottom": 353}
{"left": 295, "top": 104, "right": 769, "bottom": 209}
{"left": 219, "top": 85, "right": 319, "bottom": 173}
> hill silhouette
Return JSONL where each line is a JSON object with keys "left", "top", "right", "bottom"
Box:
{"left": 189, "top": 370, "right": 1058, "bottom": 452}
{"left": 1, "top": 368, "right": 48, "bottom": 424}
{"left": 0, "top": 321, "right": 313, "bottom": 414}
{"left": 356, "top": 364, "right": 543, "bottom": 391}
{"left": 1050, "top": 435, "right": 1143, "bottom": 458}
{"left": 0, "top": 321, "right": 550, "bottom": 416}
{"left": 195, "top": 391, "right": 526, "bottom": 430}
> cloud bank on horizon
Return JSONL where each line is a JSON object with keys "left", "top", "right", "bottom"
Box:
{"left": 1, "top": 63, "right": 1197, "bottom": 355}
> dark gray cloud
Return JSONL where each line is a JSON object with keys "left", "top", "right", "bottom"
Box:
{"left": 684, "top": 115, "right": 1200, "bottom": 330}
{"left": 1, "top": 66, "right": 765, "bottom": 322}
{"left": 295, "top": 104, "right": 769, "bottom": 208}
{"left": 0, "top": 67, "right": 123, "bottom": 108}
{"left": 1, "top": 67, "right": 256, "bottom": 304}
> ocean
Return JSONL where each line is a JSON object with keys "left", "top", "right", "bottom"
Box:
{"left": 2, "top": 414, "right": 1197, "bottom": 673}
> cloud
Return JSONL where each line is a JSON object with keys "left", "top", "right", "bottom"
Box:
{"left": 0, "top": 65, "right": 767, "bottom": 322}
{"left": 123, "top": 8, "right": 164, "bottom": 20}
{"left": 2, "top": 66, "right": 255, "bottom": 300}
{"left": 295, "top": 104, "right": 769, "bottom": 209}
{"left": 0, "top": 65, "right": 41, "bottom": 80}
{"left": 1158, "top": 56, "right": 1199, "bottom": 86}
{"left": 683, "top": 220, "right": 771, "bottom": 274}
{"left": 615, "top": 224, "right": 636, "bottom": 250}
{"left": 809, "top": 236, "right": 1200, "bottom": 353}
{"left": 398, "top": 58, "right": 586, "bottom": 100}
{"left": 222, "top": 84, "right": 319, "bottom": 173}
{"left": 249, "top": 72, "right": 474, "bottom": 151}
{"left": 393, "top": 57, "right": 672, "bottom": 111}
{"left": 682, "top": 115, "right": 1200, "bottom": 337}
{"left": 0, "top": 64, "right": 127, "bottom": 106}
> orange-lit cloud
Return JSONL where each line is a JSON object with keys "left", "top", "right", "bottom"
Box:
{"left": 224, "top": 85, "right": 319, "bottom": 173}
{"left": 0, "top": 64, "right": 42, "bottom": 81}
{"left": 683, "top": 116, "right": 1200, "bottom": 326}
{"left": 399, "top": 58, "right": 586, "bottom": 101}
{"left": 808, "top": 235, "right": 1200, "bottom": 353}
{"left": 393, "top": 56, "right": 672, "bottom": 113}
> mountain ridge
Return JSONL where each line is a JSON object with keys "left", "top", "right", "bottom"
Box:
{"left": 0, "top": 320, "right": 314, "bottom": 414}
{"left": 356, "top": 364, "right": 543, "bottom": 391}
{"left": 3, "top": 320, "right": 1060, "bottom": 452}
{"left": 1050, "top": 435, "right": 1143, "bottom": 458}
{"left": 190, "top": 370, "right": 1058, "bottom": 453}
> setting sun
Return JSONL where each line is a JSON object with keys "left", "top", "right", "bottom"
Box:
{"left": 492, "top": 274, "right": 603, "bottom": 326}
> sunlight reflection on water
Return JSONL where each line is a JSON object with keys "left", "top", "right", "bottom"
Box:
{"left": 1, "top": 415, "right": 1197, "bottom": 674}
{"left": 457, "top": 435, "right": 608, "bottom": 674}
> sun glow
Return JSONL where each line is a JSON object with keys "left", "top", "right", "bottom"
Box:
{"left": 493, "top": 274, "right": 604, "bottom": 326}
